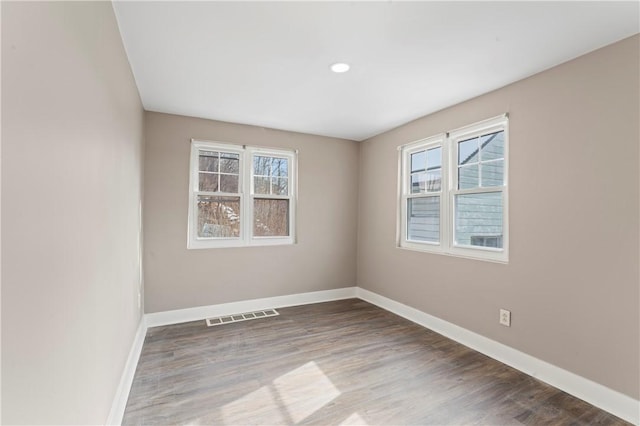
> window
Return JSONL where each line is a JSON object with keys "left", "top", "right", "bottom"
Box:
{"left": 399, "top": 115, "right": 508, "bottom": 262}
{"left": 188, "top": 140, "right": 296, "bottom": 249}
{"left": 405, "top": 136, "right": 444, "bottom": 245}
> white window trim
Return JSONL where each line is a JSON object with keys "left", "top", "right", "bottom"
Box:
{"left": 398, "top": 114, "right": 509, "bottom": 263}
{"left": 187, "top": 140, "right": 297, "bottom": 249}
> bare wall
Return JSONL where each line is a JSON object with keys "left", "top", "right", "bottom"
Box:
{"left": 1, "top": 2, "right": 144, "bottom": 423}
{"left": 357, "top": 35, "right": 640, "bottom": 399}
{"left": 144, "top": 112, "right": 358, "bottom": 313}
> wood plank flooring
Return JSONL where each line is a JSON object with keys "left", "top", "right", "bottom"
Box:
{"left": 123, "top": 299, "right": 629, "bottom": 425}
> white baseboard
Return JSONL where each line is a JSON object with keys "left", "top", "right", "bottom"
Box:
{"left": 106, "top": 316, "right": 147, "bottom": 426}
{"left": 108, "top": 287, "right": 638, "bottom": 425}
{"left": 356, "top": 287, "right": 640, "bottom": 425}
{"left": 145, "top": 286, "right": 358, "bottom": 328}
{"left": 107, "top": 287, "right": 357, "bottom": 424}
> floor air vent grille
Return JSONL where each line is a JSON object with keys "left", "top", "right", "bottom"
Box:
{"left": 206, "top": 309, "right": 279, "bottom": 327}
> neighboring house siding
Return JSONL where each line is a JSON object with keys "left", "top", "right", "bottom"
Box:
{"left": 408, "top": 197, "right": 439, "bottom": 242}
{"left": 455, "top": 193, "right": 503, "bottom": 245}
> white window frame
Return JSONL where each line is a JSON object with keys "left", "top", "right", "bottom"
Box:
{"left": 398, "top": 114, "right": 509, "bottom": 263}
{"left": 188, "top": 140, "right": 297, "bottom": 249}
{"left": 399, "top": 134, "right": 447, "bottom": 251}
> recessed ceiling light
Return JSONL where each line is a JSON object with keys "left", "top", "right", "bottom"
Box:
{"left": 330, "top": 63, "right": 350, "bottom": 73}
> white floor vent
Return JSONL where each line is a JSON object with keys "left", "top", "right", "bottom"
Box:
{"left": 205, "top": 309, "right": 279, "bottom": 327}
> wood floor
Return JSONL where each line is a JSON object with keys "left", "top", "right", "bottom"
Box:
{"left": 123, "top": 299, "right": 628, "bottom": 425}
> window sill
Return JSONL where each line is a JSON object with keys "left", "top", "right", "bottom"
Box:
{"left": 397, "top": 243, "right": 508, "bottom": 264}
{"left": 188, "top": 238, "right": 295, "bottom": 250}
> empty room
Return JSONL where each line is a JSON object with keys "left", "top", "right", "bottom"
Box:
{"left": 2, "top": 1, "right": 639, "bottom": 425}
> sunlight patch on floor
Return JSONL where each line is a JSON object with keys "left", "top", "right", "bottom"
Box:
{"left": 219, "top": 361, "right": 341, "bottom": 424}
{"left": 339, "top": 412, "right": 369, "bottom": 425}
{"left": 273, "top": 361, "right": 341, "bottom": 423}
{"left": 221, "top": 385, "right": 287, "bottom": 425}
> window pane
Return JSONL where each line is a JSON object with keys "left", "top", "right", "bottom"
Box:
{"left": 254, "top": 199, "right": 289, "bottom": 237}
{"left": 407, "top": 197, "right": 440, "bottom": 243}
{"left": 199, "top": 151, "right": 219, "bottom": 172}
{"left": 426, "top": 170, "right": 441, "bottom": 192}
{"left": 253, "top": 156, "right": 271, "bottom": 176}
{"left": 220, "top": 174, "right": 239, "bottom": 193}
{"left": 455, "top": 192, "right": 503, "bottom": 248}
{"left": 458, "top": 137, "right": 479, "bottom": 165}
{"left": 220, "top": 153, "right": 240, "bottom": 173}
{"left": 254, "top": 176, "right": 270, "bottom": 194}
{"left": 481, "top": 160, "right": 504, "bottom": 187}
{"left": 458, "top": 164, "right": 479, "bottom": 189}
{"left": 197, "top": 196, "right": 240, "bottom": 238}
{"left": 480, "top": 131, "right": 504, "bottom": 161}
{"left": 411, "top": 172, "right": 427, "bottom": 194}
{"left": 411, "top": 151, "right": 426, "bottom": 173}
{"left": 272, "top": 177, "right": 288, "bottom": 195}
{"left": 199, "top": 173, "right": 218, "bottom": 192}
{"left": 272, "top": 158, "right": 288, "bottom": 177}
{"left": 426, "top": 147, "right": 442, "bottom": 169}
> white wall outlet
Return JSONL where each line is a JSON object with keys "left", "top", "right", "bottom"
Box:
{"left": 499, "top": 309, "right": 511, "bottom": 327}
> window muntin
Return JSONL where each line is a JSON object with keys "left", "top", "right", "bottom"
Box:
{"left": 188, "top": 141, "right": 296, "bottom": 249}
{"left": 399, "top": 115, "right": 508, "bottom": 262}
{"left": 253, "top": 155, "right": 289, "bottom": 195}
{"left": 456, "top": 131, "right": 505, "bottom": 190}
{"left": 410, "top": 146, "right": 442, "bottom": 193}
{"left": 198, "top": 150, "right": 240, "bottom": 192}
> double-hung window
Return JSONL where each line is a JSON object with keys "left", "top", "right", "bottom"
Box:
{"left": 188, "top": 140, "right": 296, "bottom": 249}
{"left": 403, "top": 135, "right": 445, "bottom": 245}
{"left": 399, "top": 115, "right": 508, "bottom": 262}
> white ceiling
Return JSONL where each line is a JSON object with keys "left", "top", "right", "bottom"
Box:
{"left": 112, "top": 1, "right": 639, "bottom": 141}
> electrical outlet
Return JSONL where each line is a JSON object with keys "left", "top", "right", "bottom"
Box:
{"left": 499, "top": 309, "right": 511, "bottom": 327}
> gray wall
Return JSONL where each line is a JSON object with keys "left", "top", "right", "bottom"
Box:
{"left": 143, "top": 112, "right": 359, "bottom": 313}
{"left": 358, "top": 35, "right": 639, "bottom": 399}
{"left": 1, "top": 2, "right": 144, "bottom": 424}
